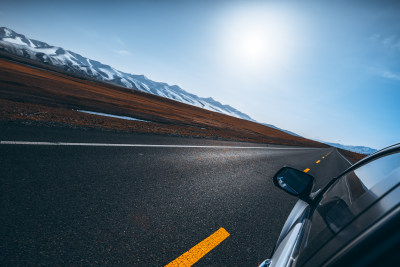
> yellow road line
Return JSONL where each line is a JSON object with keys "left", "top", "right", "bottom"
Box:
{"left": 304, "top": 168, "right": 310, "bottom": 173}
{"left": 316, "top": 160, "right": 320, "bottom": 164}
{"left": 322, "top": 157, "right": 325, "bottom": 159}
{"left": 165, "top": 228, "right": 230, "bottom": 267}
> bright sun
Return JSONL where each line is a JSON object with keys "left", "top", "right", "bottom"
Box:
{"left": 218, "top": 6, "right": 296, "bottom": 75}
{"left": 238, "top": 30, "right": 267, "bottom": 64}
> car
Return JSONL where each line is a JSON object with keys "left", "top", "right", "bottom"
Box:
{"left": 260, "top": 143, "right": 400, "bottom": 267}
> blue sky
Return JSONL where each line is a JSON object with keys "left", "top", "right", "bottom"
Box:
{"left": 1, "top": 0, "right": 399, "bottom": 149}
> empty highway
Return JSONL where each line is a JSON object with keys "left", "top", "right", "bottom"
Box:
{"left": 0, "top": 125, "right": 352, "bottom": 266}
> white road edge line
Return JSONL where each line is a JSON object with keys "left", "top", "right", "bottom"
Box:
{"left": 336, "top": 149, "right": 352, "bottom": 165}
{"left": 0, "top": 141, "right": 319, "bottom": 149}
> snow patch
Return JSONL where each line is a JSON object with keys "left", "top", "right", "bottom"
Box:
{"left": 77, "top": 110, "right": 150, "bottom": 122}
{"left": 4, "top": 28, "right": 12, "bottom": 36}
{"left": 99, "top": 68, "right": 115, "bottom": 80}
{"left": 2, "top": 37, "right": 26, "bottom": 46}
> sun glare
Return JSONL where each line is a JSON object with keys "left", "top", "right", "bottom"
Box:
{"left": 238, "top": 30, "right": 266, "bottom": 64}
{"left": 217, "top": 5, "right": 296, "bottom": 76}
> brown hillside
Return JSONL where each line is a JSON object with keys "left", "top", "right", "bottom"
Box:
{"left": 338, "top": 148, "right": 367, "bottom": 163}
{"left": 0, "top": 56, "right": 328, "bottom": 147}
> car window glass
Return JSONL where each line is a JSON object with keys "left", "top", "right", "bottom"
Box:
{"left": 297, "top": 152, "right": 400, "bottom": 265}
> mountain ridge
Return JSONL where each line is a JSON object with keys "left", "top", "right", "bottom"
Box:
{"left": 0, "top": 26, "right": 254, "bottom": 121}
{"left": 322, "top": 142, "right": 377, "bottom": 155}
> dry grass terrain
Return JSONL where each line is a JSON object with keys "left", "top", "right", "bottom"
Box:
{"left": 0, "top": 55, "right": 342, "bottom": 151}
{"left": 338, "top": 148, "right": 367, "bottom": 163}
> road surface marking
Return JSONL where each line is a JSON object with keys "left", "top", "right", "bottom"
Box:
{"left": 165, "top": 228, "right": 230, "bottom": 267}
{"left": 316, "top": 160, "right": 320, "bottom": 164}
{"left": 304, "top": 168, "right": 310, "bottom": 173}
{"left": 322, "top": 157, "right": 325, "bottom": 159}
{"left": 0, "top": 141, "right": 318, "bottom": 150}
{"left": 336, "top": 150, "right": 352, "bottom": 165}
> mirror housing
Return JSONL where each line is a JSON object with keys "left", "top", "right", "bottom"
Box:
{"left": 273, "top": 166, "right": 315, "bottom": 203}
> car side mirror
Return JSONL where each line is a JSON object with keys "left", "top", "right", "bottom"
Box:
{"left": 273, "top": 167, "right": 315, "bottom": 203}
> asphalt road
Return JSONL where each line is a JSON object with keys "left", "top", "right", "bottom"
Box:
{"left": 0, "top": 124, "right": 352, "bottom": 266}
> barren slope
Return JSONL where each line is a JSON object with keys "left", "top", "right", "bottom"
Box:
{"left": 0, "top": 56, "right": 328, "bottom": 147}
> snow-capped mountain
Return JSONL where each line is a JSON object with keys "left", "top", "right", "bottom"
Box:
{"left": 0, "top": 27, "right": 253, "bottom": 121}
{"left": 261, "top": 123, "right": 302, "bottom": 137}
{"left": 260, "top": 122, "right": 377, "bottom": 155}
{"left": 323, "top": 142, "right": 377, "bottom": 155}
